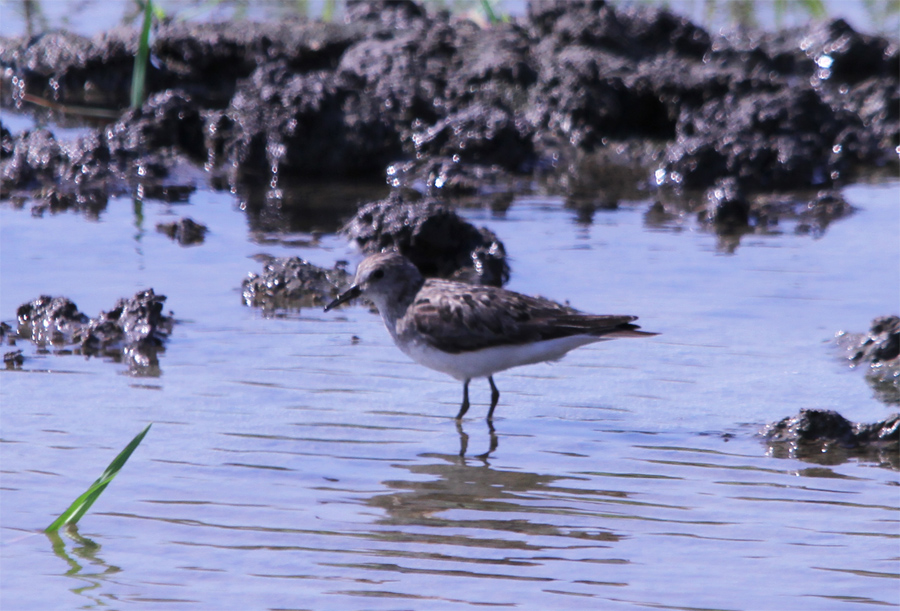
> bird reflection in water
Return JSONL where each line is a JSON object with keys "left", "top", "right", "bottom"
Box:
{"left": 455, "top": 419, "right": 498, "bottom": 460}
{"left": 366, "top": 441, "right": 623, "bottom": 548}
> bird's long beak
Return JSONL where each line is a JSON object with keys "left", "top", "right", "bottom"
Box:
{"left": 324, "top": 285, "right": 361, "bottom": 312}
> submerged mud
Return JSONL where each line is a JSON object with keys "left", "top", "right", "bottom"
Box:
{"left": 839, "top": 315, "right": 900, "bottom": 366}
{"left": 764, "top": 408, "right": 899, "bottom": 469}
{"left": 648, "top": 180, "right": 856, "bottom": 252}
{"left": 761, "top": 317, "right": 899, "bottom": 468}
{"left": 836, "top": 315, "right": 900, "bottom": 405}
{"left": 156, "top": 216, "right": 208, "bottom": 245}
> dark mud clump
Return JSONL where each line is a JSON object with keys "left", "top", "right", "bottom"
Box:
{"left": 839, "top": 315, "right": 900, "bottom": 365}
{"left": 11, "top": 289, "right": 174, "bottom": 375}
{"left": 342, "top": 191, "right": 510, "bottom": 286}
{"left": 647, "top": 181, "right": 856, "bottom": 252}
{"left": 1, "top": 0, "right": 896, "bottom": 238}
{"left": 15, "top": 295, "right": 88, "bottom": 345}
{"left": 836, "top": 315, "right": 900, "bottom": 405}
{"left": 4, "top": 349, "right": 24, "bottom": 370}
{"left": 242, "top": 256, "right": 352, "bottom": 312}
{"left": 156, "top": 216, "right": 208, "bottom": 245}
{"left": 764, "top": 408, "right": 900, "bottom": 469}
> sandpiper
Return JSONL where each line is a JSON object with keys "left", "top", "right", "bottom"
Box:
{"left": 325, "top": 252, "right": 656, "bottom": 420}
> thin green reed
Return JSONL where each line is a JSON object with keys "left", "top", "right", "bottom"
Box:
{"left": 131, "top": 0, "right": 154, "bottom": 108}
{"left": 480, "top": 0, "right": 501, "bottom": 24}
{"left": 46, "top": 424, "right": 152, "bottom": 532}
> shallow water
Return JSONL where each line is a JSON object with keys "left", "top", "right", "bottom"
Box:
{"left": 2, "top": 0, "right": 897, "bottom": 38}
{"left": 1, "top": 168, "right": 898, "bottom": 609}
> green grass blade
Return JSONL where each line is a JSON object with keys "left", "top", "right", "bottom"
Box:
{"left": 130, "top": 0, "right": 154, "bottom": 108}
{"left": 799, "top": 0, "right": 827, "bottom": 19}
{"left": 46, "top": 423, "right": 152, "bottom": 532}
{"left": 322, "top": 0, "right": 336, "bottom": 22}
{"left": 480, "top": 0, "right": 499, "bottom": 25}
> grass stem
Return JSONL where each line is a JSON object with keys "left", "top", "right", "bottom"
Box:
{"left": 46, "top": 423, "right": 152, "bottom": 532}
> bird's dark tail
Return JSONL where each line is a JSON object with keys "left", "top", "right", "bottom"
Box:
{"left": 605, "top": 326, "right": 659, "bottom": 339}
{"left": 592, "top": 318, "right": 658, "bottom": 339}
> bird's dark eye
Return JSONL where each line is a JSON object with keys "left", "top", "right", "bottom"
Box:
{"left": 371, "top": 269, "right": 385, "bottom": 280}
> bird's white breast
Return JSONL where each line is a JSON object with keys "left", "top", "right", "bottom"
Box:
{"left": 398, "top": 335, "right": 609, "bottom": 381}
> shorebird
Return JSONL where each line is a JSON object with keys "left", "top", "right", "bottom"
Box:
{"left": 325, "top": 252, "right": 656, "bottom": 420}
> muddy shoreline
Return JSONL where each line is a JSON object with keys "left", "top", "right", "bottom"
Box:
{"left": 2, "top": 1, "right": 896, "bottom": 224}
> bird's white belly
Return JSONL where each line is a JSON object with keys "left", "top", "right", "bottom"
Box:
{"left": 399, "top": 335, "right": 607, "bottom": 381}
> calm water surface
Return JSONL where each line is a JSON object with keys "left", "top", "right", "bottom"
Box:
{"left": 1, "top": 173, "right": 898, "bottom": 610}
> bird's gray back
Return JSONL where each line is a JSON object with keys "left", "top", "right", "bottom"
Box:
{"left": 397, "top": 279, "right": 639, "bottom": 354}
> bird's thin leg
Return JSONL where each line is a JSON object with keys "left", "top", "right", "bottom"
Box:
{"left": 455, "top": 379, "right": 471, "bottom": 420}
{"left": 486, "top": 376, "right": 500, "bottom": 421}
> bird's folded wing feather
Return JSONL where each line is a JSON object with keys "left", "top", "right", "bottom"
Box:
{"left": 400, "top": 280, "right": 639, "bottom": 354}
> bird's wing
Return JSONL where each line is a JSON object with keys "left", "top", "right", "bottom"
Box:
{"left": 399, "top": 280, "right": 640, "bottom": 354}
